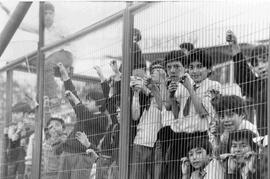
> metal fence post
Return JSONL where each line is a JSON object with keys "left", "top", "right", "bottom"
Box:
{"left": 267, "top": 25, "right": 270, "bottom": 179}
{"left": 32, "top": 2, "right": 45, "bottom": 179}
{"left": 1, "top": 70, "right": 13, "bottom": 178}
{"left": 119, "top": 3, "right": 134, "bottom": 179}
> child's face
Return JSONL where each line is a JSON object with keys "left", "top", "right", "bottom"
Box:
{"left": 151, "top": 68, "right": 166, "bottom": 84}
{"left": 166, "top": 61, "right": 185, "bottom": 80}
{"left": 48, "top": 120, "right": 63, "bottom": 138}
{"left": 188, "top": 61, "right": 210, "bottom": 83}
{"left": 221, "top": 111, "right": 243, "bottom": 133}
{"left": 188, "top": 147, "right": 209, "bottom": 169}
{"left": 230, "top": 138, "right": 252, "bottom": 162}
{"left": 44, "top": 9, "right": 54, "bottom": 28}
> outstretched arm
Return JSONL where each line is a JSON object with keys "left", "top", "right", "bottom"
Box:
{"left": 226, "top": 30, "right": 259, "bottom": 98}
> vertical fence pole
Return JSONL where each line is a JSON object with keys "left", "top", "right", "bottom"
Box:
{"left": 32, "top": 2, "right": 45, "bottom": 179}
{"left": 267, "top": 25, "right": 270, "bottom": 179}
{"left": 119, "top": 3, "right": 133, "bottom": 179}
{"left": 1, "top": 70, "right": 13, "bottom": 178}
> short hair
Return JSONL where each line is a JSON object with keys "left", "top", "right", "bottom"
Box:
{"left": 163, "top": 50, "right": 186, "bottom": 70}
{"left": 46, "top": 117, "right": 65, "bottom": 129}
{"left": 12, "top": 102, "right": 32, "bottom": 114}
{"left": 133, "top": 28, "right": 142, "bottom": 42}
{"left": 227, "top": 129, "right": 259, "bottom": 153}
{"left": 149, "top": 59, "right": 165, "bottom": 73}
{"left": 179, "top": 42, "right": 194, "bottom": 52}
{"left": 187, "top": 49, "right": 213, "bottom": 69}
{"left": 212, "top": 95, "right": 247, "bottom": 118}
{"left": 44, "top": 2, "right": 55, "bottom": 12}
{"left": 250, "top": 45, "right": 269, "bottom": 67}
{"left": 186, "top": 134, "right": 212, "bottom": 156}
{"left": 86, "top": 85, "right": 107, "bottom": 112}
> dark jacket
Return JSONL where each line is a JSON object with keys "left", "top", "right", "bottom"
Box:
{"left": 233, "top": 52, "right": 268, "bottom": 135}
{"left": 62, "top": 79, "right": 108, "bottom": 153}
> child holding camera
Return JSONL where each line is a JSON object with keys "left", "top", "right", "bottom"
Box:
{"left": 158, "top": 49, "right": 221, "bottom": 178}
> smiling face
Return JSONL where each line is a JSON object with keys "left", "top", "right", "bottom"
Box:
{"left": 188, "top": 147, "right": 209, "bottom": 169}
{"left": 230, "top": 138, "right": 252, "bottom": 163}
{"left": 188, "top": 61, "right": 210, "bottom": 83}
{"left": 220, "top": 111, "right": 243, "bottom": 133}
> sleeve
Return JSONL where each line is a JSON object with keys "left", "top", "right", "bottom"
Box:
{"left": 73, "top": 103, "right": 93, "bottom": 122}
{"left": 63, "top": 79, "right": 81, "bottom": 106}
{"left": 233, "top": 52, "right": 259, "bottom": 98}
{"left": 101, "top": 80, "right": 110, "bottom": 99}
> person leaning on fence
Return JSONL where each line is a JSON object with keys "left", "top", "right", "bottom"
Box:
{"left": 181, "top": 134, "right": 224, "bottom": 179}
{"left": 221, "top": 129, "right": 261, "bottom": 179}
{"left": 129, "top": 60, "right": 167, "bottom": 179}
{"left": 159, "top": 49, "right": 222, "bottom": 179}
{"left": 42, "top": 117, "right": 67, "bottom": 179}
{"left": 210, "top": 94, "right": 259, "bottom": 155}
{"left": 6, "top": 102, "right": 34, "bottom": 179}
{"left": 226, "top": 30, "right": 268, "bottom": 136}
{"left": 56, "top": 63, "right": 109, "bottom": 179}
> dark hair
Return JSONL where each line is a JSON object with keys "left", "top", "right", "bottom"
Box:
{"left": 212, "top": 95, "right": 247, "bottom": 118}
{"left": 149, "top": 59, "right": 164, "bottom": 73}
{"left": 86, "top": 85, "right": 107, "bottom": 112}
{"left": 250, "top": 45, "right": 268, "bottom": 67}
{"left": 186, "top": 135, "right": 212, "bottom": 156}
{"left": 46, "top": 117, "right": 65, "bottom": 129}
{"left": 163, "top": 50, "right": 186, "bottom": 70}
{"left": 133, "top": 28, "right": 142, "bottom": 42}
{"left": 187, "top": 49, "right": 212, "bottom": 69}
{"left": 132, "top": 42, "right": 146, "bottom": 71}
{"left": 227, "top": 129, "right": 259, "bottom": 153}
{"left": 44, "top": 2, "right": 55, "bottom": 12}
{"left": 12, "top": 102, "right": 32, "bottom": 114}
{"left": 179, "top": 42, "right": 194, "bottom": 52}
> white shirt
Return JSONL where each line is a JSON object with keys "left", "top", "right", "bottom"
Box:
{"left": 170, "top": 78, "right": 221, "bottom": 133}
{"left": 44, "top": 24, "right": 72, "bottom": 57}
{"left": 134, "top": 98, "right": 162, "bottom": 147}
{"left": 25, "top": 133, "right": 35, "bottom": 165}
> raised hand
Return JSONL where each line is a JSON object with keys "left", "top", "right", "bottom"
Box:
{"left": 65, "top": 90, "right": 80, "bottom": 105}
{"left": 57, "top": 62, "right": 69, "bottom": 81}
{"left": 110, "top": 60, "right": 120, "bottom": 74}
{"left": 93, "top": 66, "right": 106, "bottom": 82}
{"left": 86, "top": 148, "right": 99, "bottom": 161}
{"left": 181, "top": 157, "right": 190, "bottom": 176}
{"left": 76, "top": 131, "right": 91, "bottom": 148}
{"left": 226, "top": 30, "right": 241, "bottom": 55}
{"left": 143, "top": 75, "right": 153, "bottom": 89}
{"left": 168, "top": 80, "right": 178, "bottom": 98}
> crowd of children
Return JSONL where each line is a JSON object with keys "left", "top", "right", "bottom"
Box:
{"left": 3, "top": 7, "right": 269, "bottom": 178}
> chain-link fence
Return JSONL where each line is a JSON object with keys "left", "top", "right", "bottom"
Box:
{"left": 0, "top": 1, "right": 269, "bottom": 179}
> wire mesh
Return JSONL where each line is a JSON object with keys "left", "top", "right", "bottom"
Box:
{"left": 0, "top": 1, "right": 269, "bottom": 179}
